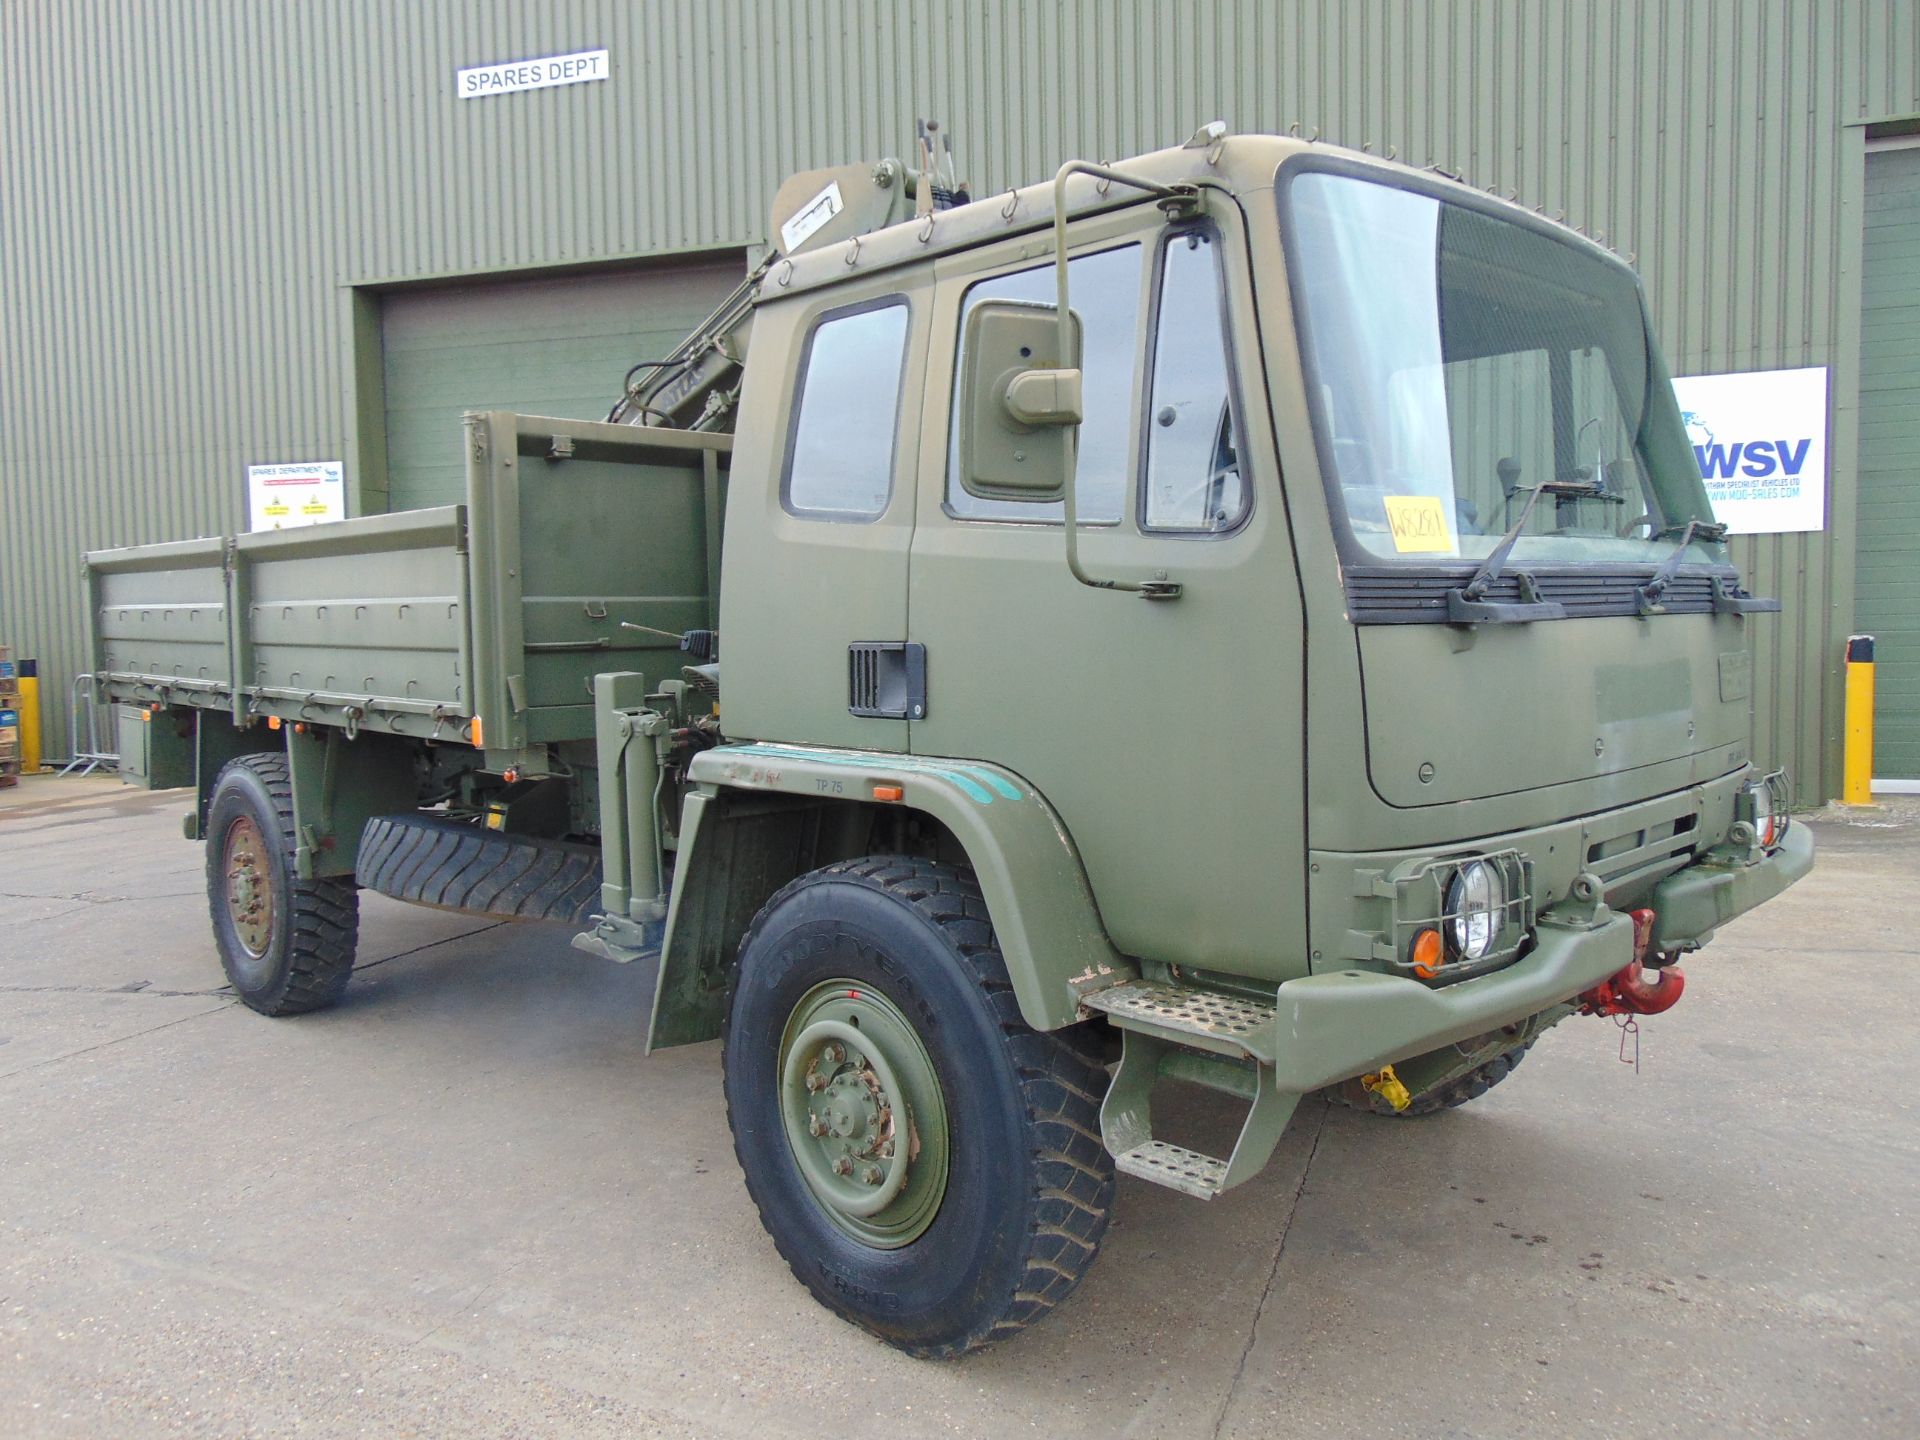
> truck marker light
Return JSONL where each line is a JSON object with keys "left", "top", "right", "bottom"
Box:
{"left": 1410, "top": 928, "right": 1444, "bottom": 979}
{"left": 470, "top": 715, "right": 484, "bottom": 749}
{"left": 267, "top": 716, "right": 281, "bottom": 730}
{"left": 873, "top": 785, "right": 904, "bottom": 802}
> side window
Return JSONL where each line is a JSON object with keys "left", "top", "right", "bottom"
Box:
{"left": 784, "top": 299, "right": 910, "bottom": 520}
{"left": 946, "top": 244, "right": 1141, "bottom": 522}
{"left": 1143, "top": 231, "right": 1249, "bottom": 532}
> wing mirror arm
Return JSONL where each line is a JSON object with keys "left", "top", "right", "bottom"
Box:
{"left": 1047, "top": 160, "right": 1200, "bottom": 601}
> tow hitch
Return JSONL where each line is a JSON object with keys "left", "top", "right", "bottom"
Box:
{"left": 1579, "top": 908, "right": 1685, "bottom": 1016}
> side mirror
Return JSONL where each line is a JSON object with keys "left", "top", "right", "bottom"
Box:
{"left": 955, "top": 299, "right": 1083, "bottom": 502}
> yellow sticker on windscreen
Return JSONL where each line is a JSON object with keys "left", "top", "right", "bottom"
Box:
{"left": 1383, "top": 495, "right": 1456, "bottom": 555}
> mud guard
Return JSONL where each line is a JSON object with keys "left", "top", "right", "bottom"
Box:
{"left": 646, "top": 742, "right": 1125, "bottom": 1050}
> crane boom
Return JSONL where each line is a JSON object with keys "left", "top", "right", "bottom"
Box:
{"left": 607, "top": 120, "right": 966, "bottom": 432}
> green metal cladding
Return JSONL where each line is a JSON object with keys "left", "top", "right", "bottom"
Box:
{"left": 4, "top": 0, "right": 1917, "bottom": 796}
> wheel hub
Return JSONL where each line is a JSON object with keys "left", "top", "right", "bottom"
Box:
{"left": 778, "top": 981, "right": 949, "bottom": 1248}
{"left": 222, "top": 815, "right": 274, "bottom": 958}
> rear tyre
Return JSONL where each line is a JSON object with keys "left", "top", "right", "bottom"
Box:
{"left": 1329, "top": 1040, "right": 1532, "bottom": 1117}
{"left": 205, "top": 752, "right": 358, "bottom": 1016}
{"left": 723, "top": 856, "right": 1113, "bottom": 1358}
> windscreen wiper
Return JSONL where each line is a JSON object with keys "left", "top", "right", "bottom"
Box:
{"left": 1447, "top": 479, "right": 1609, "bottom": 624}
{"left": 1634, "top": 517, "right": 1728, "bottom": 614}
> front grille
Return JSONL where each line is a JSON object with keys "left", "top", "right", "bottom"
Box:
{"left": 1587, "top": 812, "right": 1700, "bottom": 897}
{"left": 1346, "top": 565, "right": 1741, "bottom": 625}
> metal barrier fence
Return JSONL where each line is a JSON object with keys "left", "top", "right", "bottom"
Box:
{"left": 59, "top": 674, "right": 118, "bottom": 776}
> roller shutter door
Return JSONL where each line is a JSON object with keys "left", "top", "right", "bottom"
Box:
{"left": 1858, "top": 143, "right": 1920, "bottom": 782}
{"left": 380, "top": 253, "right": 746, "bottom": 510}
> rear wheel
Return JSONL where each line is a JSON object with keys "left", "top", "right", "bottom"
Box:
{"left": 723, "top": 856, "right": 1113, "bottom": 1358}
{"left": 205, "top": 752, "right": 358, "bottom": 1015}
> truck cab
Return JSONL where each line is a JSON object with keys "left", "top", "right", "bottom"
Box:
{"left": 716, "top": 130, "right": 1804, "bottom": 1005}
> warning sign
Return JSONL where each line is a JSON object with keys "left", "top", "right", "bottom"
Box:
{"left": 247, "top": 461, "right": 345, "bottom": 531}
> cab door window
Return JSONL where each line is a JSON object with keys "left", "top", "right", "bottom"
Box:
{"left": 945, "top": 244, "right": 1141, "bottom": 523}
{"left": 783, "top": 298, "right": 910, "bottom": 521}
{"left": 1142, "top": 230, "right": 1249, "bottom": 532}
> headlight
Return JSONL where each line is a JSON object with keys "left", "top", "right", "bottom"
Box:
{"left": 1445, "top": 859, "right": 1507, "bottom": 961}
{"left": 1750, "top": 784, "right": 1777, "bottom": 848}
{"left": 1738, "top": 771, "right": 1790, "bottom": 850}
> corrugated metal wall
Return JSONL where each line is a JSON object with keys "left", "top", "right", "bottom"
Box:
{"left": 3, "top": 1, "right": 1916, "bottom": 795}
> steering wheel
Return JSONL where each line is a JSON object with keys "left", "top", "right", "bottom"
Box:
{"left": 1618, "top": 511, "right": 1656, "bottom": 539}
{"left": 1152, "top": 401, "right": 1243, "bottom": 530}
{"left": 1157, "top": 461, "right": 1241, "bottom": 529}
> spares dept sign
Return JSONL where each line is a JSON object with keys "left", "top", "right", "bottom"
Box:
{"left": 457, "top": 48, "right": 609, "bottom": 100}
{"left": 1671, "top": 366, "right": 1828, "bottom": 535}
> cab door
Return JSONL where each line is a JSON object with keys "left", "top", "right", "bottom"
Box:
{"left": 905, "top": 209, "right": 1310, "bottom": 980}
{"left": 718, "top": 271, "right": 929, "bottom": 752}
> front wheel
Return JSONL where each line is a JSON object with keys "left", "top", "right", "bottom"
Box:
{"left": 723, "top": 857, "right": 1113, "bottom": 1358}
{"left": 204, "top": 752, "right": 358, "bottom": 1015}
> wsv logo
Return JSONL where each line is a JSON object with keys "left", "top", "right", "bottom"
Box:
{"left": 1683, "top": 412, "right": 1812, "bottom": 480}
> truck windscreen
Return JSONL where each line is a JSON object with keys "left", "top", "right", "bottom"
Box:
{"left": 1285, "top": 169, "right": 1719, "bottom": 568}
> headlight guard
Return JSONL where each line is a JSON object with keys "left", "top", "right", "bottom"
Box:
{"left": 1349, "top": 849, "right": 1536, "bottom": 985}
{"left": 1734, "top": 769, "right": 1792, "bottom": 851}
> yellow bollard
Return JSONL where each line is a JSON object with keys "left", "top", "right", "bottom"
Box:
{"left": 1843, "top": 635, "right": 1875, "bottom": 806}
{"left": 18, "top": 659, "right": 43, "bottom": 773}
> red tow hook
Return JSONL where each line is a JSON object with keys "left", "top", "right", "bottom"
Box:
{"left": 1579, "top": 907, "right": 1685, "bottom": 1016}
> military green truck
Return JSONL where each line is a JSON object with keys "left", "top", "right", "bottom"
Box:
{"left": 88, "top": 123, "right": 1812, "bottom": 1357}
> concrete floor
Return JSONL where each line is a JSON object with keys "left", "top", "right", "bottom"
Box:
{"left": 0, "top": 770, "right": 1914, "bottom": 1438}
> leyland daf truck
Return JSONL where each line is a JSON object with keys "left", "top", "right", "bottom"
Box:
{"left": 87, "top": 123, "right": 1812, "bottom": 1356}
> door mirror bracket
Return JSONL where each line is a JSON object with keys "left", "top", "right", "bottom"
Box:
{"left": 1050, "top": 160, "right": 1200, "bottom": 601}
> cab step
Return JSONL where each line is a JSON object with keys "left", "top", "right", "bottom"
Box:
{"left": 1112, "top": 1139, "right": 1231, "bottom": 1199}
{"left": 1082, "top": 978, "right": 1295, "bottom": 1201}
{"left": 1081, "top": 979, "right": 1275, "bottom": 1062}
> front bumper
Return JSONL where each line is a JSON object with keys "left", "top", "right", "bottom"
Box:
{"left": 1268, "top": 909, "right": 1635, "bottom": 1091}
{"left": 1271, "top": 824, "right": 1812, "bottom": 1090}
{"left": 1648, "top": 821, "right": 1814, "bottom": 951}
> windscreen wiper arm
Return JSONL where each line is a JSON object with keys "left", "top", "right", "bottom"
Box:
{"left": 1447, "top": 479, "right": 1608, "bottom": 624}
{"left": 1635, "top": 517, "right": 1729, "bottom": 614}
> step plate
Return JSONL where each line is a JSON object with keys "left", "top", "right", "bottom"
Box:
{"left": 1083, "top": 980, "right": 1274, "bottom": 1059}
{"left": 1114, "top": 1140, "right": 1228, "bottom": 1200}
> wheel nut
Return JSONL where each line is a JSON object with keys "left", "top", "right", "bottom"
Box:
{"left": 805, "top": 1073, "right": 825, "bottom": 1092}
{"left": 807, "top": 1114, "right": 827, "bottom": 1137}
{"left": 833, "top": 1156, "right": 853, "bottom": 1176}
{"left": 861, "top": 1165, "right": 883, "bottom": 1186}
{"left": 821, "top": 1043, "right": 843, "bottom": 1065}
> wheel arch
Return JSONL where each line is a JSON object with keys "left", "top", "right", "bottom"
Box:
{"left": 646, "top": 743, "right": 1125, "bottom": 1051}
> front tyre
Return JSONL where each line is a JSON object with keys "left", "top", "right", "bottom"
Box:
{"left": 723, "top": 857, "right": 1113, "bottom": 1358}
{"left": 204, "top": 752, "right": 359, "bottom": 1016}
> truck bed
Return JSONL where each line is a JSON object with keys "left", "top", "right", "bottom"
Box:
{"left": 87, "top": 413, "right": 728, "bottom": 753}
